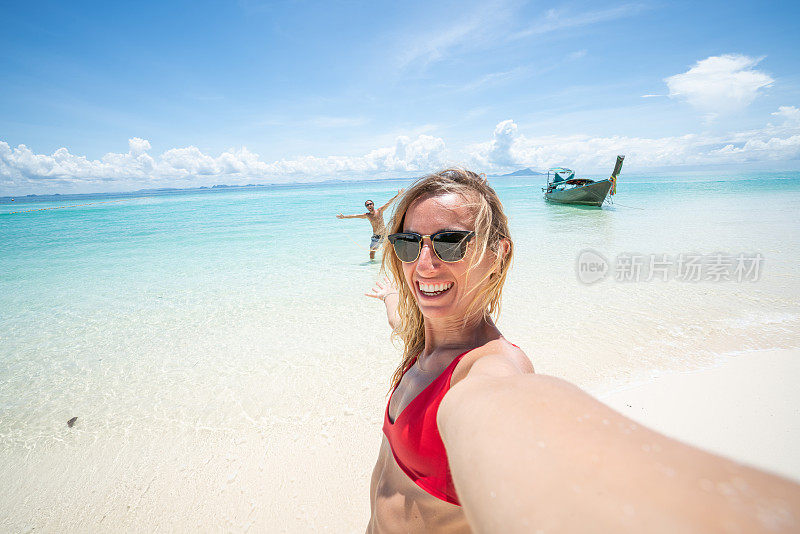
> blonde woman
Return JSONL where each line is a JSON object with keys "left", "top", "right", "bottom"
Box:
{"left": 365, "top": 169, "right": 800, "bottom": 533}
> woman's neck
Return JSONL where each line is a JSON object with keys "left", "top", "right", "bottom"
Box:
{"left": 419, "top": 315, "right": 501, "bottom": 370}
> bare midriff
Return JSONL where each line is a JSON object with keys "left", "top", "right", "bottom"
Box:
{"left": 366, "top": 438, "right": 469, "bottom": 534}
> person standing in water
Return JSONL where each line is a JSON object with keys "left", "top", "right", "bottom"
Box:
{"left": 337, "top": 190, "right": 404, "bottom": 260}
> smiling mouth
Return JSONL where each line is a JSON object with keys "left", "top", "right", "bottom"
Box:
{"left": 417, "top": 281, "right": 453, "bottom": 297}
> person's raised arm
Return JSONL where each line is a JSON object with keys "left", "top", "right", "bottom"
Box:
{"left": 365, "top": 277, "right": 400, "bottom": 331}
{"left": 378, "top": 189, "right": 404, "bottom": 213}
{"left": 438, "top": 359, "right": 800, "bottom": 533}
{"left": 337, "top": 212, "right": 367, "bottom": 219}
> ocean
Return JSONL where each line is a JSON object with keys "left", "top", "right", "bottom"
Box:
{"left": 2, "top": 171, "right": 799, "bottom": 531}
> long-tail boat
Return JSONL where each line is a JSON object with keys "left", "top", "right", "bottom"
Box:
{"left": 543, "top": 155, "right": 624, "bottom": 206}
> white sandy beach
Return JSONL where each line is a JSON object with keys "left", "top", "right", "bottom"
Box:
{"left": 2, "top": 348, "right": 797, "bottom": 533}
{"left": 600, "top": 348, "right": 800, "bottom": 484}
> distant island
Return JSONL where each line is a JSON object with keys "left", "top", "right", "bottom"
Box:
{"left": 492, "top": 167, "right": 543, "bottom": 177}
{"left": 3, "top": 172, "right": 547, "bottom": 200}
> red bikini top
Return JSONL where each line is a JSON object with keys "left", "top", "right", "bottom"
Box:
{"left": 382, "top": 351, "right": 469, "bottom": 506}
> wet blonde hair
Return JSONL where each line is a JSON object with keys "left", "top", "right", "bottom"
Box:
{"left": 381, "top": 168, "right": 513, "bottom": 390}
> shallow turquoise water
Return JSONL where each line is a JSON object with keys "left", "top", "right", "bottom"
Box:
{"left": 1, "top": 172, "right": 799, "bottom": 431}
{"left": 2, "top": 173, "right": 800, "bottom": 408}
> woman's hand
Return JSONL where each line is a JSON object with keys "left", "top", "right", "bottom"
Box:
{"left": 366, "top": 277, "right": 401, "bottom": 331}
{"left": 365, "top": 277, "right": 398, "bottom": 302}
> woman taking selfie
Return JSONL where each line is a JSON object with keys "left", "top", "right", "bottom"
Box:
{"left": 365, "top": 169, "right": 800, "bottom": 533}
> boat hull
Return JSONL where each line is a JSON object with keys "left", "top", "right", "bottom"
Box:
{"left": 545, "top": 179, "right": 612, "bottom": 206}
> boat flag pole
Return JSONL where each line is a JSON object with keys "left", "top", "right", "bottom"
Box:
{"left": 610, "top": 155, "right": 625, "bottom": 196}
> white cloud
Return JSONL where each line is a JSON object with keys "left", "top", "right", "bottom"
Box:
{"left": 665, "top": 54, "right": 774, "bottom": 118}
{"left": 395, "top": 2, "right": 642, "bottom": 74}
{"left": 466, "top": 112, "right": 800, "bottom": 171}
{"left": 568, "top": 49, "right": 587, "bottom": 61}
{"left": 394, "top": 0, "right": 515, "bottom": 71}
{"left": 510, "top": 4, "right": 647, "bottom": 40}
{"left": 0, "top": 133, "right": 449, "bottom": 192}
{"left": 772, "top": 105, "right": 800, "bottom": 125}
{"left": 4, "top": 107, "right": 800, "bottom": 194}
{"left": 397, "top": 19, "right": 480, "bottom": 70}
{"left": 488, "top": 119, "right": 519, "bottom": 166}
{"left": 456, "top": 68, "right": 526, "bottom": 92}
{"left": 710, "top": 135, "right": 800, "bottom": 161}
{"left": 128, "top": 137, "right": 151, "bottom": 156}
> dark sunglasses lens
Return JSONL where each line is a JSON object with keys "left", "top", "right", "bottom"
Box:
{"left": 433, "top": 232, "right": 470, "bottom": 261}
{"left": 391, "top": 235, "right": 421, "bottom": 262}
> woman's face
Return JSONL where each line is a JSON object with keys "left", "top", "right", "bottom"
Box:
{"left": 401, "top": 192, "right": 497, "bottom": 322}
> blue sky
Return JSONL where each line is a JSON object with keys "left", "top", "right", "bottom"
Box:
{"left": 1, "top": 0, "right": 799, "bottom": 194}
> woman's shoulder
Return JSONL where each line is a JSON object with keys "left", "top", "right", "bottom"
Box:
{"left": 452, "top": 339, "right": 534, "bottom": 385}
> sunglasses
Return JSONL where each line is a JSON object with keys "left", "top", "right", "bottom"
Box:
{"left": 388, "top": 230, "right": 475, "bottom": 263}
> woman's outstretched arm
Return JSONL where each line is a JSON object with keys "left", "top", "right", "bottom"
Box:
{"left": 438, "top": 361, "right": 800, "bottom": 533}
{"left": 365, "top": 277, "right": 400, "bottom": 330}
